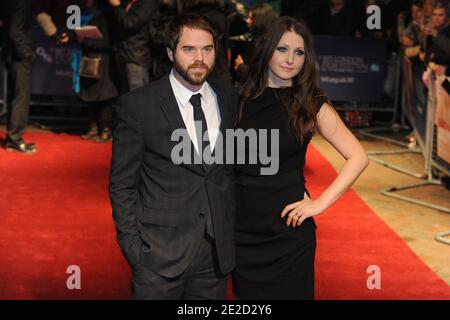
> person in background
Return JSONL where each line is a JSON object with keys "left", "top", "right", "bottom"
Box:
{"left": 108, "top": 0, "right": 158, "bottom": 91}
{"left": 316, "top": 0, "right": 357, "bottom": 36}
{"left": 421, "top": 0, "right": 449, "bottom": 90}
{"left": 148, "top": 0, "right": 179, "bottom": 80}
{"left": 281, "top": 0, "right": 320, "bottom": 33}
{"left": 181, "top": 0, "right": 232, "bottom": 82}
{"left": 422, "top": 0, "right": 450, "bottom": 71}
{"left": 232, "top": 2, "right": 279, "bottom": 82}
{"left": 423, "top": 0, "right": 434, "bottom": 24}
{"left": 398, "top": 0, "right": 424, "bottom": 49}
{"left": 72, "top": 0, "right": 119, "bottom": 142}
{"left": 1, "top": 0, "right": 37, "bottom": 154}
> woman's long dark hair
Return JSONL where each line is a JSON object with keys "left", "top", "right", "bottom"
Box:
{"left": 239, "top": 17, "right": 328, "bottom": 144}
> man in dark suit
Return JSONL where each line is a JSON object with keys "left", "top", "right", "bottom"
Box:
{"left": 110, "top": 13, "right": 239, "bottom": 299}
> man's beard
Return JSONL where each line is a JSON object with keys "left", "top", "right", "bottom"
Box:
{"left": 173, "top": 59, "right": 215, "bottom": 86}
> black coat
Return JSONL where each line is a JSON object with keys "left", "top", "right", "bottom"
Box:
{"left": 112, "top": 0, "right": 158, "bottom": 68}
{"left": 109, "top": 75, "right": 239, "bottom": 277}
{"left": 79, "top": 13, "right": 118, "bottom": 102}
{"left": 316, "top": 2, "right": 357, "bottom": 36}
{"left": 425, "top": 25, "right": 450, "bottom": 68}
{"left": 1, "top": 0, "right": 34, "bottom": 63}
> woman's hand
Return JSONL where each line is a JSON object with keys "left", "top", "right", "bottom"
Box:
{"left": 281, "top": 193, "right": 326, "bottom": 228}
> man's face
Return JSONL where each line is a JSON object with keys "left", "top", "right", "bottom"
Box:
{"left": 168, "top": 27, "right": 216, "bottom": 86}
{"left": 432, "top": 8, "right": 447, "bottom": 29}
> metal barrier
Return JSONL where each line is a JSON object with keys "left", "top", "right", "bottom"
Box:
{"left": 354, "top": 53, "right": 428, "bottom": 179}
{"left": 382, "top": 70, "right": 450, "bottom": 219}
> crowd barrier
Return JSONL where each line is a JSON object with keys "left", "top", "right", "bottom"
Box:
{"left": 381, "top": 52, "right": 450, "bottom": 245}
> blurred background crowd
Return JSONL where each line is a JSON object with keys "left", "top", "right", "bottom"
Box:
{"left": 0, "top": 0, "right": 448, "bottom": 148}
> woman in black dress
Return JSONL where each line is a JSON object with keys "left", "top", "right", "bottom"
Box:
{"left": 232, "top": 17, "right": 369, "bottom": 300}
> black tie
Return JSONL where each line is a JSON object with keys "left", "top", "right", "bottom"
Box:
{"left": 189, "top": 93, "right": 210, "bottom": 159}
{"left": 189, "top": 93, "right": 215, "bottom": 239}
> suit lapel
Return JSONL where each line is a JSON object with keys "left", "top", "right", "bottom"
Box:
{"left": 208, "top": 79, "right": 229, "bottom": 140}
{"left": 159, "top": 75, "right": 205, "bottom": 175}
{"left": 205, "top": 79, "right": 230, "bottom": 174}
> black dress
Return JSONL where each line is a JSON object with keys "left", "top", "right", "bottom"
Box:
{"left": 232, "top": 87, "right": 327, "bottom": 300}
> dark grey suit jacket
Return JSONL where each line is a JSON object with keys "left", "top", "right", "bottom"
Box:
{"left": 109, "top": 75, "right": 239, "bottom": 278}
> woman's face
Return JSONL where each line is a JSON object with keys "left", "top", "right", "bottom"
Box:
{"left": 267, "top": 30, "right": 305, "bottom": 87}
{"left": 432, "top": 8, "right": 448, "bottom": 29}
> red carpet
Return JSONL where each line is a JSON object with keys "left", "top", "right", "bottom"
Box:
{"left": 0, "top": 132, "right": 449, "bottom": 299}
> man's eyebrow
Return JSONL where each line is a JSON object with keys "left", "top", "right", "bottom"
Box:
{"left": 180, "top": 45, "right": 214, "bottom": 49}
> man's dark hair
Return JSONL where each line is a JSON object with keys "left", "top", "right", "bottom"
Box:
{"left": 165, "top": 13, "right": 218, "bottom": 52}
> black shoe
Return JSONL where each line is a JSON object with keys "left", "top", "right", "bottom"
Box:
{"left": 6, "top": 141, "right": 38, "bottom": 154}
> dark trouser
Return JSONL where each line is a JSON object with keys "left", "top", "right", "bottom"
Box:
{"left": 125, "top": 63, "right": 149, "bottom": 91}
{"left": 86, "top": 100, "right": 113, "bottom": 131}
{"left": 131, "top": 219, "right": 228, "bottom": 300}
{"left": 6, "top": 58, "right": 32, "bottom": 145}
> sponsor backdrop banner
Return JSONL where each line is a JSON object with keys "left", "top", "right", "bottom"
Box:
{"left": 404, "top": 58, "right": 428, "bottom": 144}
{"left": 315, "top": 36, "right": 385, "bottom": 102}
{"left": 31, "top": 27, "right": 74, "bottom": 96}
{"left": 30, "top": 33, "right": 387, "bottom": 100}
